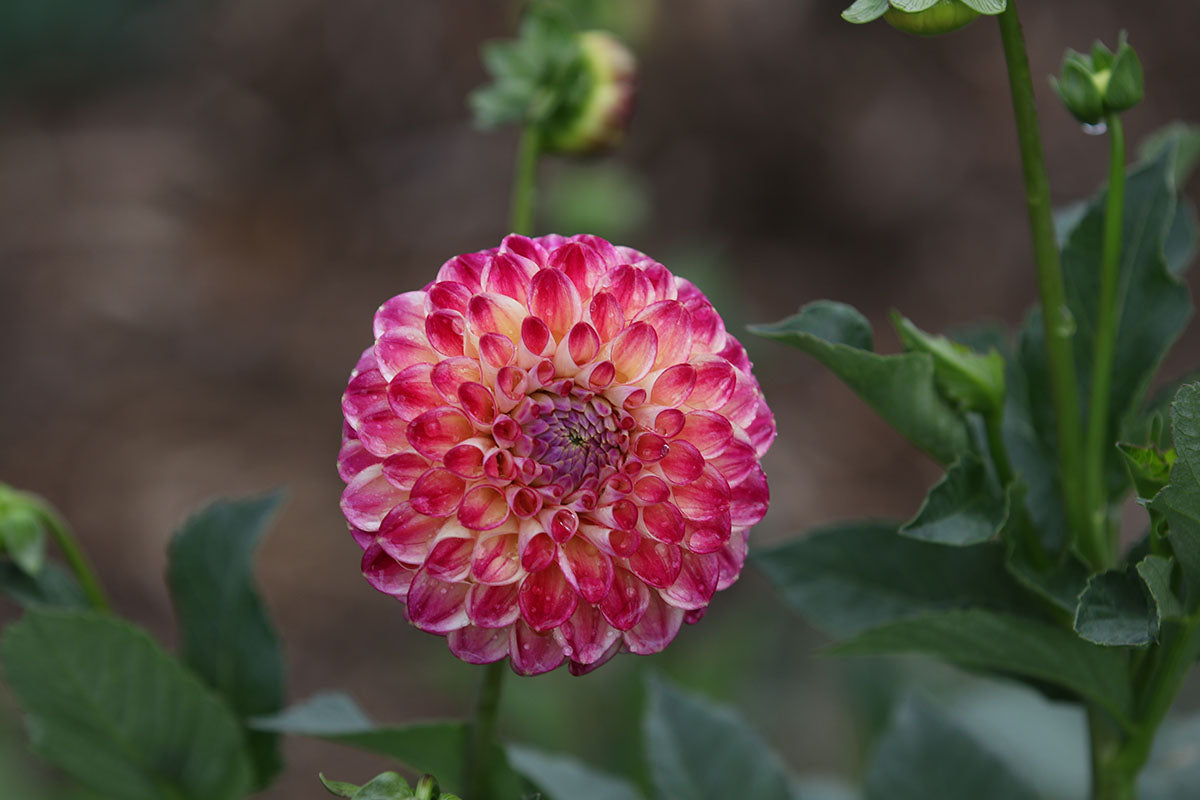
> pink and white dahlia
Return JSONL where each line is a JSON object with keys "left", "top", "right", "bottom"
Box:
{"left": 338, "top": 234, "right": 774, "bottom": 675}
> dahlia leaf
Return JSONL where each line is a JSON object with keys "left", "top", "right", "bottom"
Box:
{"left": 864, "top": 695, "right": 1038, "bottom": 800}
{"left": 1164, "top": 199, "right": 1198, "bottom": 276}
{"left": 1004, "top": 546, "right": 1092, "bottom": 614}
{"left": 319, "top": 771, "right": 416, "bottom": 799}
{"left": 251, "top": 692, "right": 529, "bottom": 798}
{"left": 840, "top": 0, "right": 889, "bottom": 24}
{"left": 1072, "top": 567, "right": 1158, "bottom": 646}
{"left": 900, "top": 453, "right": 1009, "bottom": 546}
{"left": 750, "top": 301, "right": 970, "bottom": 465}
{"left": 892, "top": 313, "right": 1006, "bottom": 415}
{"left": 1138, "top": 122, "right": 1200, "bottom": 191}
{"left": 833, "top": 609, "right": 1134, "bottom": 724}
{"left": 0, "top": 609, "right": 254, "bottom": 800}
{"left": 507, "top": 744, "right": 643, "bottom": 800}
{"left": 1137, "top": 555, "right": 1186, "bottom": 623}
{"left": 0, "top": 562, "right": 88, "bottom": 609}
{"left": 166, "top": 491, "right": 286, "bottom": 789}
{"left": 1151, "top": 383, "right": 1200, "bottom": 607}
{"left": 644, "top": 675, "right": 792, "bottom": 800}
{"left": 754, "top": 521, "right": 1037, "bottom": 638}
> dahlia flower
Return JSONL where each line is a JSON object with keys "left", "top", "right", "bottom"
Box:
{"left": 339, "top": 234, "right": 774, "bottom": 675}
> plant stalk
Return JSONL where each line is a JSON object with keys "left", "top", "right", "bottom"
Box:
{"left": 27, "top": 493, "right": 111, "bottom": 612}
{"left": 996, "top": 1, "right": 1089, "bottom": 554}
{"left": 1082, "top": 113, "right": 1126, "bottom": 571}
{"left": 510, "top": 126, "right": 541, "bottom": 235}
{"left": 1088, "top": 705, "right": 1136, "bottom": 800}
{"left": 464, "top": 661, "right": 506, "bottom": 799}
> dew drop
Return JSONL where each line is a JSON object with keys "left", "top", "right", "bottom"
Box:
{"left": 1082, "top": 121, "right": 1108, "bottom": 136}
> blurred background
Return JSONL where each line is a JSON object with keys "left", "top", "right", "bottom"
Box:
{"left": 1, "top": 0, "right": 1199, "bottom": 797}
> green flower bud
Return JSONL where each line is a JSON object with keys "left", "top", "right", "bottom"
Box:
{"left": 842, "top": 0, "right": 1005, "bottom": 36}
{"left": 541, "top": 31, "right": 636, "bottom": 155}
{"left": 1051, "top": 54, "right": 1106, "bottom": 125}
{"left": 1052, "top": 32, "right": 1143, "bottom": 124}
{"left": 0, "top": 485, "right": 47, "bottom": 577}
{"left": 413, "top": 776, "right": 440, "bottom": 800}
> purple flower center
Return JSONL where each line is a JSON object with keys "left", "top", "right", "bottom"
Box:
{"left": 527, "top": 390, "right": 628, "bottom": 493}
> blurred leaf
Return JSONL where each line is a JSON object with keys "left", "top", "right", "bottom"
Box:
{"left": 0, "top": 562, "right": 87, "bottom": 609}
{"left": 834, "top": 609, "right": 1133, "bottom": 723}
{"left": 252, "top": 692, "right": 527, "bottom": 798}
{"left": 319, "top": 771, "right": 418, "bottom": 800}
{"left": 841, "top": 0, "right": 889, "bottom": 24}
{"left": 1137, "top": 555, "right": 1185, "bottom": 623}
{"left": 1164, "top": 199, "right": 1198, "bottom": 276}
{"left": 901, "top": 454, "right": 1008, "bottom": 546}
{"left": 1138, "top": 123, "right": 1200, "bottom": 188}
{"left": 507, "top": 745, "right": 642, "bottom": 800}
{"left": 1, "top": 609, "right": 253, "bottom": 800}
{"left": 750, "top": 301, "right": 970, "bottom": 464}
{"left": 1073, "top": 567, "right": 1157, "bottom": 646}
{"left": 1151, "top": 384, "right": 1200, "bottom": 607}
{"left": 1005, "top": 546, "right": 1092, "bottom": 614}
{"left": 166, "top": 491, "right": 286, "bottom": 788}
{"left": 321, "top": 774, "right": 367, "bottom": 797}
{"left": 754, "top": 522, "right": 1037, "bottom": 638}
{"left": 0, "top": 505, "right": 46, "bottom": 576}
{"left": 544, "top": 164, "right": 650, "bottom": 241}
{"left": 644, "top": 675, "right": 793, "bottom": 800}
{"left": 793, "top": 777, "right": 861, "bottom": 800}
{"left": 864, "top": 695, "right": 1038, "bottom": 800}
{"left": 1139, "top": 713, "right": 1200, "bottom": 800}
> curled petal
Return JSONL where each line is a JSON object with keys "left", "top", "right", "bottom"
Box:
{"left": 687, "top": 357, "right": 737, "bottom": 410}
{"left": 641, "top": 501, "right": 685, "bottom": 544}
{"left": 374, "top": 291, "right": 426, "bottom": 338}
{"left": 341, "top": 464, "right": 403, "bottom": 531}
{"left": 729, "top": 465, "right": 770, "bottom": 528}
{"left": 556, "top": 603, "right": 621, "bottom": 666}
{"left": 342, "top": 369, "right": 389, "bottom": 428}
{"left": 425, "top": 310, "right": 465, "bottom": 357}
{"left": 568, "top": 637, "right": 622, "bottom": 676}
{"left": 635, "top": 301, "right": 694, "bottom": 368}
{"left": 651, "top": 364, "right": 696, "bottom": 407}
{"left": 519, "top": 564, "right": 578, "bottom": 632}
{"left": 471, "top": 533, "right": 521, "bottom": 585}
{"left": 587, "top": 292, "right": 625, "bottom": 343}
{"left": 337, "top": 437, "right": 378, "bottom": 483}
{"left": 550, "top": 241, "right": 606, "bottom": 298}
{"left": 710, "top": 439, "right": 758, "bottom": 486}
{"left": 660, "top": 440, "right": 704, "bottom": 485}
{"left": 716, "top": 530, "right": 748, "bottom": 591}
{"left": 529, "top": 268, "right": 583, "bottom": 340}
{"left": 425, "top": 536, "right": 475, "bottom": 582}
{"left": 448, "top": 625, "right": 509, "bottom": 664}
{"left": 410, "top": 469, "right": 466, "bottom": 517}
{"left": 377, "top": 502, "right": 443, "bottom": 564}
{"left": 467, "top": 292, "right": 527, "bottom": 342}
{"left": 431, "top": 357, "right": 482, "bottom": 403}
{"left": 623, "top": 592, "right": 684, "bottom": 655}
{"left": 600, "top": 567, "right": 651, "bottom": 630}
{"left": 559, "top": 535, "right": 615, "bottom": 604}
{"left": 677, "top": 411, "right": 734, "bottom": 457}
{"left": 672, "top": 465, "right": 731, "bottom": 522}
{"left": 382, "top": 451, "right": 429, "bottom": 489}
{"left": 436, "top": 254, "right": 486, "bottom": 288}
{"left": 661, "top": 551, "right": 719, "bottom": 611}
{"left": 520, "top": 316, "right": 554, "bottom": 362}
{"left": 386, "top": 363, "right": 440, "bottom": 421}
{"left": 634, "top": 475, "right": 670, "bottom": 504}
{"left": 600, "top": 265, "right": 653, "bottom": 317}
{"left": 458, "top": 382, "right": 496, "bottom": 425}
{"left": 509, "top": 620, "right": 566, "bottom": 675}
{"left": 407, "top": 569, "right": 470, "bottom": 634}
{"left": 483, "top": 252, "right": 534, "bottom": 303}
{"left": 361, "top": 544, "right": 414, "bottom": 597}
{"left": 628, "top": 540, "right": 682, "bottom": 588}
{"left": 610, "top": 322, "right": 657, "bottom": 384}
{"left": 427, "top": 281, "right": 473, "bottom": 314}
{"left": 501, "top": 233, "right": 549, "bottom": 266}
{"left": 468, "top": 581, "right": 521, "bottom": 627}
{"left": 459, "top": 485, "right": 511, "bottom": 531}
{"left": 654, "top": 408, "right": 686, "bottom": 438}
{"left": 408, "top": 407, "right": 473, "bottom": 460}
{"left": 376, "top": 327, "right": 438, "bottom": 380}
{"left": 443, "top": 442, "right": 486, "bottom": 479}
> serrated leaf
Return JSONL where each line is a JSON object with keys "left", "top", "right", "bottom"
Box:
{"left": 841, "top": 0, "right": 889, "bottom": 23}
{"left": 901, "top": 454, "right": 1008, "bottom": 546}
{"left": 251, "top": 692, "right": 527, "bottom": 798}
{"left": 644, "top": 676, "right": 792, "bottom": 800}
{"left": 834, "top": 609, "right": 1133, "bottom": 724}
{"left": 507, "top": 745, "right": 643, "bottom": 800}
{"left": 958, "top": 0, "right": 1005, "bottom": 14}
{"left": 1151, "top": 384, "right": 1200, "bottom": 606}
{"left": 753, "top": 521, "right": 1037, "bottom": 639}
{"left": 1137, "top": 554, "right": 1185, "bottom": 623}
{"left": 167, "top": 491, "right": 286, "bottom": 788}
{"left": 1, "top": 609, "right": 254, "bottom": 800}
{"left": 864, "top": 695, "right": 1039, "bottom": 800}
{"left": 751, "top": 301, "right": 969, "bottom": 464}
{"left": 0, "top": 562, "right": 87, "bottom": 609}
{"left": 1073, "top": 567, "right": 1157, "bottom": 646}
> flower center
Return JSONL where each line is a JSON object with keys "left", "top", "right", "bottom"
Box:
{"left": 527, "top": 390, "right": 627, "bottom": 494}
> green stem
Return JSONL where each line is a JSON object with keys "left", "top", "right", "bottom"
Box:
{"left": 464, "top": 661, "right": 506, "bottom": 800}
{"left": 27, "top": 494, "right": 111, "bottom": 612}
{"left": 1082, "top": 113, "right": 1126, "bottom": 571}
{"left": 1088, "top": 706, "right": 1136, "bottom": 800}
{"left": 510, "top": 126, "right": 541, "bottom": 235}
{"left": 996, "top": 2, "right": 1089, "bottom": 554}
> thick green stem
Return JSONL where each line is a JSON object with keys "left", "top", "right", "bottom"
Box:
{"left": 1088, "top": 706, "right": 1136, "bottom": 800}
{"left": 509, "top": 126, "right": 541, "bottom": 235}
{"left": 27, "top": 494, "right": 111, "bottom": 612}
{"left": 464, "top": 661, "right": 506, "bottom": 800}
{"left": 1082, "top": 113, "right": 1126, "bottom": 571}
{"left": 996, "top": 2, "right": 1089, "bottom": 553}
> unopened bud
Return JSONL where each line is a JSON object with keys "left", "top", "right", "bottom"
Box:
{"left": 1052, "top": 32, "right": 1143, "bottom": 125}
{"left": 842, "top": 0, "right": 1006, "bottom": 37}
{"left": 542, "top": 31, "right": 636, "bottom": 155}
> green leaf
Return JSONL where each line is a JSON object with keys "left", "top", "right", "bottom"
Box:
{"left": 1005, "top": 547, "right": 1092, "bottom": 614}
{"left": 251, "top": 692, "right": 527, "bottom": 798}
{"left": 1, "top": 609, "right": 254, "bottom": 800}
{"left": 644, "top": 676, "right": 792, "bottom": 800}
{"left": 754, "top": 522, "right": 1038, "bottom": 638}
{"left": 892, "top": 313, "right": 1005, "bottom": 414}
{"left": 1118, "top": 443, "right": 1176, "bottom": 501}
{"left": 1073, "top": 568, "right": 1157, "bottom": 646}
{"left": 1151, "top": 383, "right": 1200, "bottom": 605}
{"left": 166, "top": 491, "right": 286, "bottom": 788}
{"left": 355, "top": 772, "right": 414, "bottom": 800}
{"left": 834, "top": 609, "right": 1133, "bottom": 723}
{"left": 1136, "top": 554, "right": 1185, "bottom": 623}
{"left": 840, "top": 0, "right": 889, "bottom": 23}
{"left": 1138, "top": 122, "right": 1200, "bottom": 188}
{"left": 321, "top": 773, "right": 367, "bottom": 797}
{"left": 0, "top": 562, "right": 87, "bottom": 609}
{"left": 864, "top": 695, "right": 1039, "bottom": 800}
{"left": 1164, "top": 198, "right": 1197, "bottom": 276}
{"left": 957, "top": 0, "right": 1005, "bottom": 14}
{"left": 0, "top": 505, "right": 46, "bottom": 576}
{"left": 750, "top": 301, "right": 969, "bottom": 464}
{"left": 901, "top": 454, "right": 1008, "bottom": 546}
{"left": 507, "top": 745, "right": 643, "bottom": 800}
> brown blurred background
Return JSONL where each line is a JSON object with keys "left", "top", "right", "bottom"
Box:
{"left": 1, "top": 0, "right": 1199, "bottom": 797}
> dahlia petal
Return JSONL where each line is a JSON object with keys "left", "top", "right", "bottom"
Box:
{"left": 672, "top": 465, "right": 732, "bottom": 522}
{"left": 719, "top": 335, "right": 753, "bottom": 374}
{"left": 509, "top": 620, "right": 567, "bottom": 675}
{"left": 337, "top": 437, "right": 378, "bottom": 483}
{"left": 355, "top": 411, "right": 410, "bottom": 458}
{"left": 341, "top": 464, "right": 404, "bottom": 531}
{"left": 520, "top": 529, "right": 557, "bottom": 572}
{"left": 641, "top": 501, "right": 685, "bottom": 544}
{"left": 470, "top": 533, "right": 521, "bottom": 585}
{"left": 660, "top": 440, "right": 705, "bottom": 485}
{"left": 361, "top": 544, "right": 415, "bottom": 597}
{"left": 607, "top": 528, "right": 642, "bottom": 558}
{"left": 519, "top": 316, "right": 554, "bottom": 363}
{"left": 386, "top": 363, "right": 440, "bottom": 421}
{"left": 654, "top": 408, "right": 686, "bottom": 438}
{"left": 540, "top": 508, "right": 579, "bottom": 543}
{"left": 716, "top": 530, "right": 749, "bottom": 591}
{"left": 746, "top": 398, "right": 777, "bottom": 457}
{"left": 634, "top": 475, "right": 671, "bottom": 503}
{"left": 642, "top": 263, "right": 678, "bottom": 302}
{"left": 425, "top": 310, "right": 466, "bottom": 357}
{"left": 459, "top": 485, "right": 511, "bottom": 530}
{"left": 468, "top": 581, "right": 521, "bottom": 627}
{"left": 443, "top": 442, "right": 486, "bottom": 478}
{"left": 601, "top": 265, "right": 653, "bottom": 316}
{"left": 426, "top": 281, "right": 473, "bottom": 314}
{"left": 425, "top": 536, "right": 475, "bottom": 582}
{"left": 409, "top": 468, "right": 466, "bottom": 517}
{"left": 508, "top": 486, "right": 543, "bottom": 518}
{"left": 448, "top": 625, "right": 509, "bottom": 664}
{"left": 683, "top": 511, "right": 732, "bottom": 554}
{"left": 677, "top": 411, "right": 734, "bottom": 457}
{"left": 623, "top": 592, "right": 684, "bottom": 655}
{"left": 556, "top": 602, "right": 621, "bottom": 665}
{"left": 436, "top": 253, "right": 487, "bottom": 288}
{"left": 467, "top": 292, "right": 527, "bottom": 342}
{"left": 559, "top": 535, "right": 615, "bottom": 604}
{"left": 407, "top": 407, "right": 473, "bottom": 459}
{"left": 407, "top": 569, "right": 470, "bottom": 634}
{"left": 501, "top": 233, "right": 549, "bottom": 266}
{"left": 635, "top": 300, "right": 694, "bottom": 368}
{"left": 529, "top": 268, "right": 583, "bottom": 340}
{"left": 600, "top": 567, "right": 651, "bottom": 630}
{"left": 430, "top": 357, "right": 482, "bottom": 403}
{"left": 493, "top": 366, "right": 527, "bottom": 412}
{"left": 519, "top": 564, "right": 579, "bottom": 632}
{"left": 382, "top": 451, "right": 430, "bottom": 489}
{"left": 373, "top": 291, "right": 426, "bottom": 338}
{"left": 628, "top": 539, "right": 682, "bottom": 588}
{"left": 483, "top": 448, "right": 517, "bottom": 482}
{"left": 729, "top": 465, "right": 770, "bottom": 527}
{"left": 478, "top": 332, "right": 516, "bottom": 370}
{"left": 718, "top": 370, "right": 762, "bottom": 428}
{"left": 650, "top": 364, "right": 696, "bottom": 407}
{"left": 483, "top": 252, "right": 534, "bottom": 303}
{"left": 458, "top": 382, "right": 496, "bottom": 425}
{"left": 375, "top": 326, "right": 438, "bottom": 380}
{"left": 342, "top": 368, "right": 389, "bottom": 427}
{"left": 377, "top": 502, "right": 443, "bottom": 565}
{"left": 578, "top": 360, "right": 616, "bottom": 390}
{"left": 710, "top": 439, "right": 758, "bottom": 486}
{"left": 687, "top": 357, "right": 737, "bottom": 410}
{"left": 587, "top": 292, "right": 625, "bottom": 343}
{"left": 566, "top": 322, "right": 600, "bottom": 367}
{"left": 568, "top": 637, "right": 622, "bottom": 676}
{"left": 549, "top": 241, "right": 605, "bottom": 298}
{"left": 571, "top": 234, "right": 621, "bottom": 268}
{"left": 610, "top": 321, "right": 657, "bottom": 383}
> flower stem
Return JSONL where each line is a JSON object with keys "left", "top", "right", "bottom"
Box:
{"left": 996, "top": 1, "right": 1088, "bottom": 554}
{"left": 510, "top": 126, "right": 542, "bottom": 236}
{"left": 26, "top": 493, "right": 111, "bottom": 612}
{"left": 1082, "top": 113, "right": 1126, "bottom": 571}
{"left": 464, "top": 661, "right": 506, "bottom": 799}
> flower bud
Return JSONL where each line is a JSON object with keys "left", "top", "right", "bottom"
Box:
{"left": 1052, "top": 32, "right": 1143, "bottom": 125}
{"left": 842, "top": 0, "right": 1006, "bottom": 36}
{"left": 541, "top": 31, "right": 636, "bottom": 155}
{"left": 0, "top": 485, "right": 47, "bottom": 577}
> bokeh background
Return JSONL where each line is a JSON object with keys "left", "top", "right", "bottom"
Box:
{"left": 2, "top": 0, "right": 1199, "bottom": 797}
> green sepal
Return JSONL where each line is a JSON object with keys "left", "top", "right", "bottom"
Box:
{"left": 883, "top": 0, "right": 980, "bottom": 36}
{"left": 841, "top": 0, "right": 889, "bottom": 23}
{"left": 1105, "top": 32, "right": 1144, "bottom": 112}
{"left": 1052, "top": 55, "right": 1104, "bottom": 125}
{"left": 889, "top": 0, "right": 940, "bottom": 11}
{"left": 1073, "top": 567, "right": 1157, "bottom": 646}
{"left": 1118, "top": 442, "right": 1176, "bottom": 502}
{"left": 1090, "top": 40, "right": 1115, "bottom": 73}
{"left": 892, "top": 312, "right": 1005, "bottom": 414}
